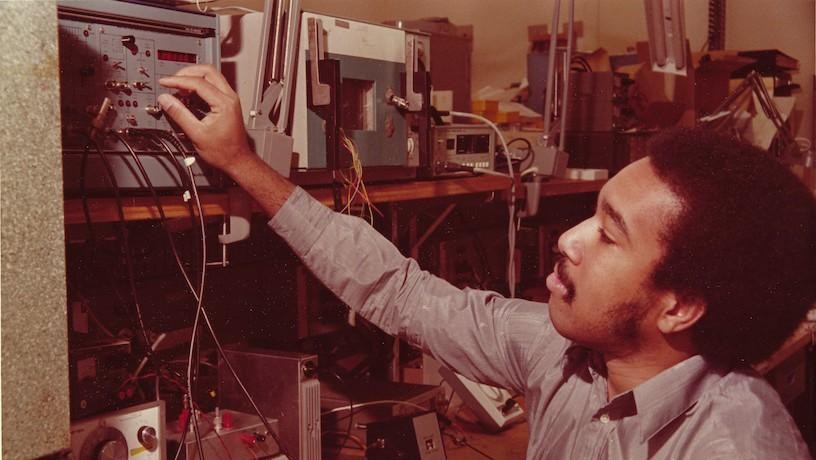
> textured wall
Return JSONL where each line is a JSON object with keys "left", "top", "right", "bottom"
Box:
{"left": 0, "top": 1, "right": 71, "bottom": 458}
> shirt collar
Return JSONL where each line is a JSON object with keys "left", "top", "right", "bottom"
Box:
{"left": 564, "top": 346, "right": 726, "bottom": 442}
{"left": 564, "top": 343, "right": 606, "bottom": 380}
{"left": 632, "top": 355, "right": 725, "bottom": 442}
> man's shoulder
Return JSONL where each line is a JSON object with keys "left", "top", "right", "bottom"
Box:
{"left": 688, "top": 367, "right": 809, "bottom": 458}
{"left": 700, "top": 367, "right": 792, "bottom": 420}
{"left": 704, "top": 366, "right": 783, "bottom": 406}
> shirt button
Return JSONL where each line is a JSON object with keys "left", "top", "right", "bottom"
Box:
{"left": 600, "top": 414, "right": 610, "bottom": 424}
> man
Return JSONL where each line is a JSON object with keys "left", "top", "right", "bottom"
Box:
{"left": 158, "top": 65, "right": 816, "bottom": 459}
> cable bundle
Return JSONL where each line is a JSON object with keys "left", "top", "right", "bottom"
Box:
{"left": 77, "top": 129, "right": 289, "bottom": 459}
{"left": 337, "top": 131, "right": 382, "bottom": 225}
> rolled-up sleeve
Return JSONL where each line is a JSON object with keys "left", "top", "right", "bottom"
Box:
{"left": 269, "top": 187, "right": 565, "bottom": 393}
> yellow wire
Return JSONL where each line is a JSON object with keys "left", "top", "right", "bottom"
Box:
{"left": 338, "top": 133, "right": 382, "bottom": 224}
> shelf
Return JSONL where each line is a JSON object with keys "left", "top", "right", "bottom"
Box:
{"left": 537, "top": 178, "right": 606, "bottom": 197}
{"left": 62, "top": 176, "right": 604, "bottom": 225}
{"left": 304, "top": 175, "right": 513, "bottom": 206}
{"left": 305, "top": 176, "right": 605, "bottom": 207}
{"left": 63, "top": 193, "right": 230, "bottom": 225}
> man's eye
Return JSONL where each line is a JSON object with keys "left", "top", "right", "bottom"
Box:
{"left": 598, "top": 228, "right": 614, "bottom": 244}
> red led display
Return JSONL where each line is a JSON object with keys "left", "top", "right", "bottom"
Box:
{"left": 157, "top": 50, "right": 198, "bottom": 64}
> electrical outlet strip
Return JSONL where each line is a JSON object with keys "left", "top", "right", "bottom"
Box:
{"left": 438, "top": 366, "right": 525, "bottom": 432}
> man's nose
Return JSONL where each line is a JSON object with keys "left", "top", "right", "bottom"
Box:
{"left": 557, "top": 220, "right": 588, "bottom": 265}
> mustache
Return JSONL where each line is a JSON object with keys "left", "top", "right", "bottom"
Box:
{"left": 553, "top": 253, "right": 576, "bottom": 303}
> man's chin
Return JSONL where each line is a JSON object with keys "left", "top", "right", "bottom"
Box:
{"left": 548, "top": 290, "right": 574, "bottom": 307}
{"left": 547, "top": 301, "right": 573, "bottom": 338}
{"left": 547, "top": 293, "right": 574, "bottom": 313}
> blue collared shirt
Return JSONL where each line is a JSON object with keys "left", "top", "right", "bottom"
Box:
{"left": 270, "top": 187, "right": 811, "bottom": 459}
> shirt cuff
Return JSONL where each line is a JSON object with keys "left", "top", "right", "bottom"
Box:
{"left": 267, "top": 186, "right": 334, "bottom": 255}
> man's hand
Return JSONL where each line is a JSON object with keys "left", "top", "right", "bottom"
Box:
{"left": 158, "top": 64, "right": 252, "bottom": 175}
{"left": 158, "top": 64, "right": 295, "bottom": 216}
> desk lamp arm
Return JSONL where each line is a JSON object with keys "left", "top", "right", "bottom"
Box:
{"left": 221, "top": 0, "right": 301, "bottom": 245}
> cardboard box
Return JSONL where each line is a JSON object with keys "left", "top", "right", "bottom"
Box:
{"left": 472, "top": 99, "right": 499, "bottom": 113}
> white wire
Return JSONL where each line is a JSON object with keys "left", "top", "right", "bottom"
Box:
{"left": 449, "top": 111, "right": 517, "bottom": 298}
{"left": 145, "top": 135, "right": 203, "bottom": 306}
{"left": 473, "top": 167, "right": 511, "bottom": 177}
{"left": 183, "top": 159, "right": 208, "bottom": 455}
{"left": 122, "top": 133, "right": 206, "bottom": 458}
{"left": 172, "top": 147, "right": 282, "bottom": 450}
{"left": 209, "top": 5, "right": 261, "bottom": 14}
{"left": 321, "top": 399, "right": 430, "bottom": 416}
{"left": 133, "top": 333, "right": 166, "bottom": 380}
{"left": 186, "top": 0, "right": 261, "bottom": 14}
{"left": 795, "top": 137, "right": 812, "bottom": 152}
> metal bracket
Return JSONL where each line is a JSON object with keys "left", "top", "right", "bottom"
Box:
{"left": 404, "top": 35, "right": 423, "bottom": 111}
{"left": 218, "top": 187, "right": 252, "bottom": 245}
{"left": 247, "top": 0, "right": 302, "bottom": 134}
{"left": 307, "top": 17, "right": 330, "bottom": 107}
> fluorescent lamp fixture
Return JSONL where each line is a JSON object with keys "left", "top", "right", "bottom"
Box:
{"left": 644, "top": 0, "right": 687, "bottom": 75}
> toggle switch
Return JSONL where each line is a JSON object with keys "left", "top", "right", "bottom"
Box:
{"left": 121, "top": 35, "right": 138, "bottom": 55}
{"left": 105, "top": 80, "right": 130, "bottom": 92}
{"left": 144, "top": 105, "right": 162, "bottom": 116}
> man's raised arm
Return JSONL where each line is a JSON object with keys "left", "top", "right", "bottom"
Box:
{"left": 157, "top": 64, "right": 295, "bottom": 216}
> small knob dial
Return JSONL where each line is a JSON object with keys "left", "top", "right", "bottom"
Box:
{"left": 137, "top": 425, "right": 158, "bottom": 451}
{"left": 302, "top": 360, "right": 317, "bottom": 378}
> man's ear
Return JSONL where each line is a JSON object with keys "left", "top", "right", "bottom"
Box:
{"left": 655, "top": 292, "right": 706, "bottom": 334}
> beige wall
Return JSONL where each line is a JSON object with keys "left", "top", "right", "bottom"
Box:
{"left": 302, "top": 0, "right": 815, "bottom": 141}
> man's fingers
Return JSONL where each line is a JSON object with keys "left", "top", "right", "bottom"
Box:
{"left": 159, "top": 74, "right": 229, "bottom": 111}
{"left": 171, "top": 64, "right": 233, "bottom": 96}
{"left": 157, "top": 93, "right": 202, "bottom": 138}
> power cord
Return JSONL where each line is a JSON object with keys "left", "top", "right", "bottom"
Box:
{"left": 110, "top": 130, "right": 289, "bottom": 458}
{"left": 437, "top": 413, "right": 497, "bottom": 460}
{"left": 143, "top": 130, "right": 289, "bottom": 459}
{"left": 84, "top": 134, "right": 153, "bottom": 351}
{"left": 318, "top": 370, "right": 354, "bottom": 451}
{"left": 441, "top": 431, "right": 496, "bottom": 460}
{"left": 449, "top": 111, "right": 517, "bottom": 298}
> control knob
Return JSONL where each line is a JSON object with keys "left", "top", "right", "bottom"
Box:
{"left": 137, "top": 425, "right": 159, "bottom": 451}
{"left": 79, "top": 426, "right": 128, "bottom": 460}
